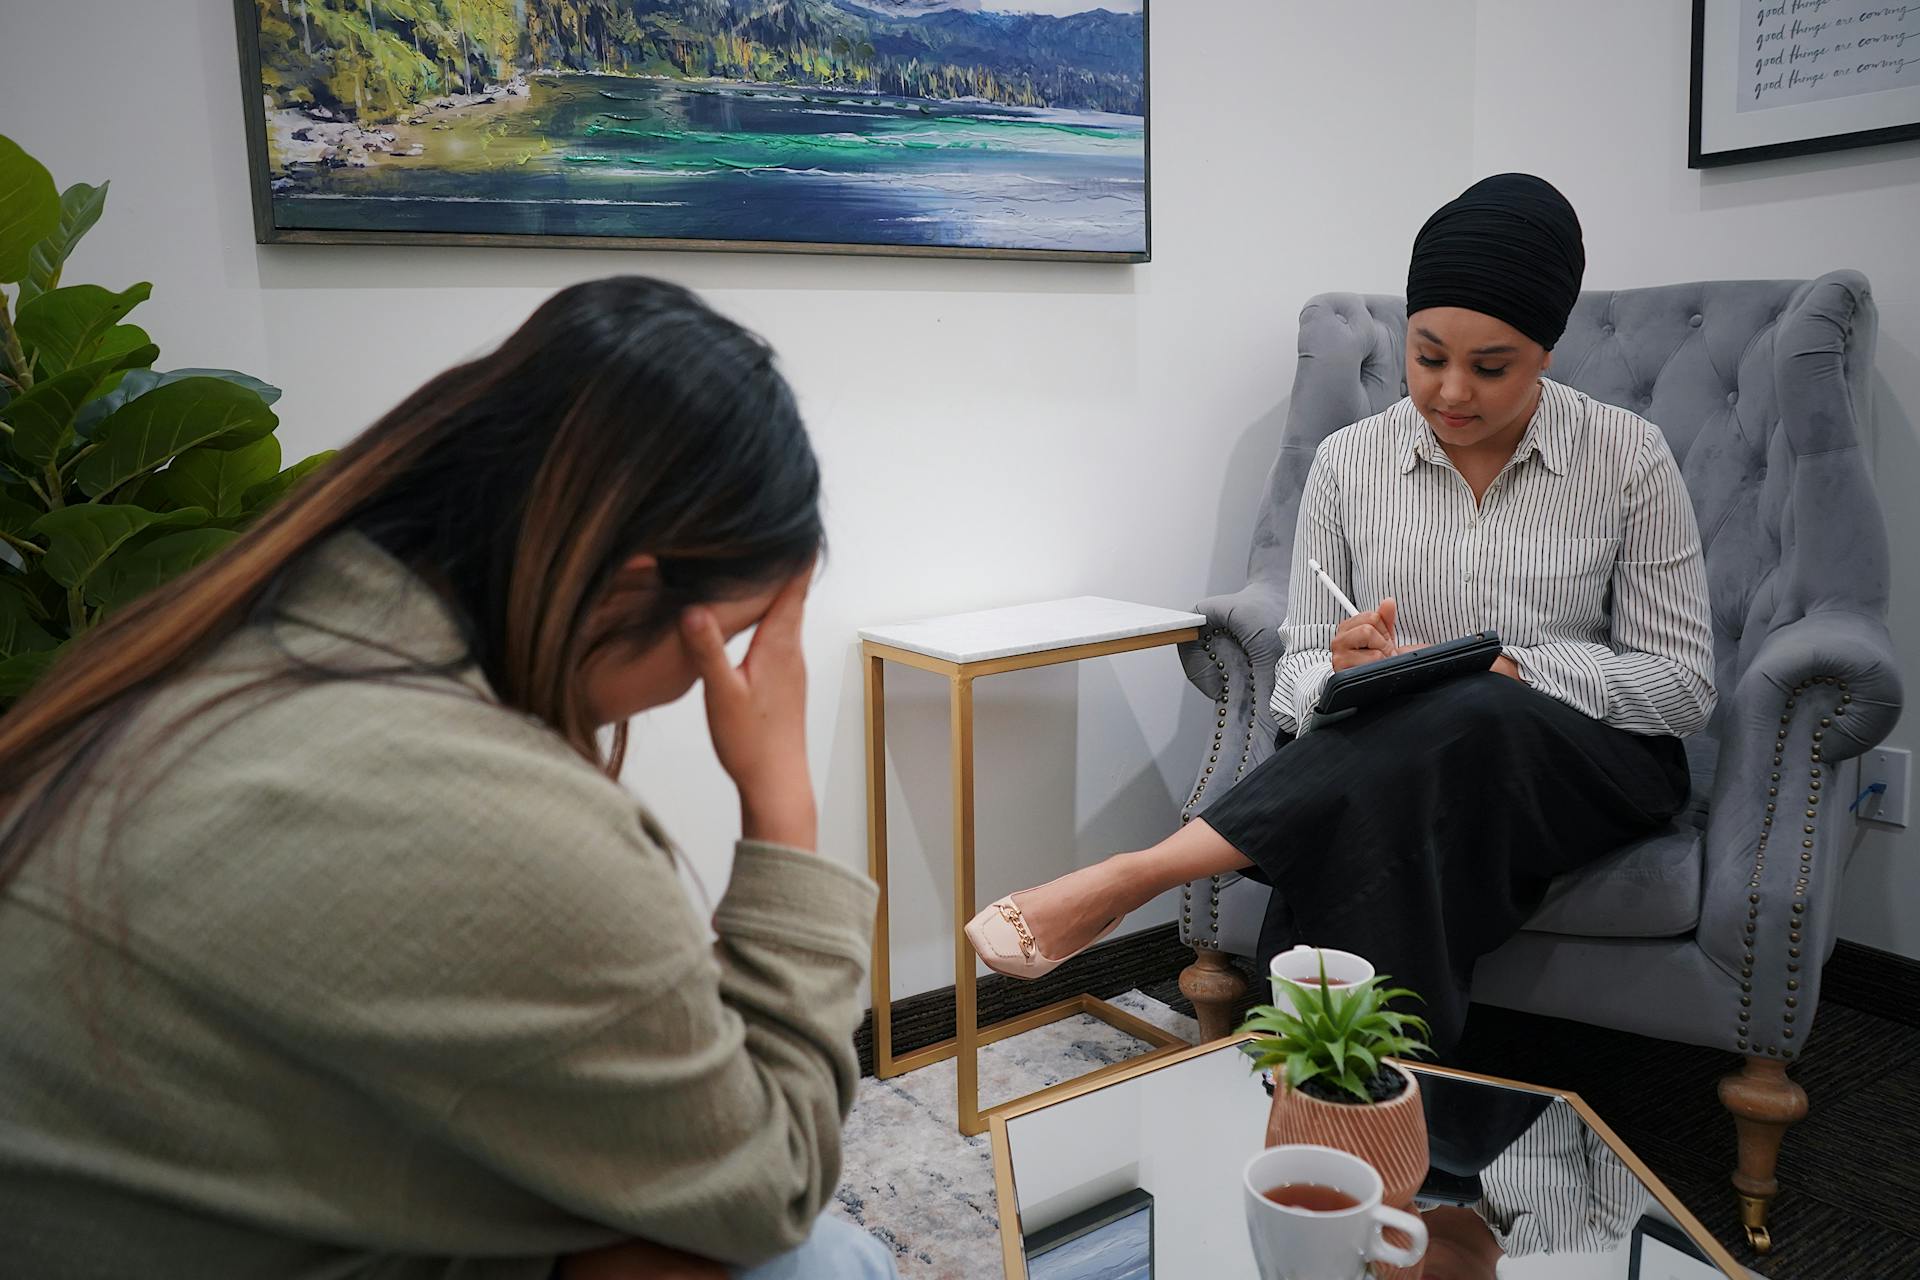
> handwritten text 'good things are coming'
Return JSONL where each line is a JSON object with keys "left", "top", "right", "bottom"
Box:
{"left": 1743, "top": 0, "right": 1920, "bottom": 111}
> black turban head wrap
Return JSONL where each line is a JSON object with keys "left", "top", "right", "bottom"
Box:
{"left": 1406, "top": 173, "right": 1585, "bottom": 351}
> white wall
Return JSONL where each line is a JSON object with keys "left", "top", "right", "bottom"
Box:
{"left": 0, "top": 0, "right": 1479, "bottom": 998}
{"left": 1470, "top": 0, "right": 1920, "bottom": 959}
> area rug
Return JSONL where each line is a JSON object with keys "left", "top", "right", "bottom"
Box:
{"left": 831, "top": 991, "right": 1200, "bottom": 1279}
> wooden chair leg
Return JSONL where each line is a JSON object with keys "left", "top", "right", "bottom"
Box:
{"left": 1179, "top": 946, "right": 1247, "bottom": 1041}
{"left": 1717, "top": 1055, "right": 1808, "bottom": 1255}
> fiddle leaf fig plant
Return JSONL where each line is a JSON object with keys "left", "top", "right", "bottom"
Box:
{"left": 1239, "top": 955, "right": 1434, "bottom": 1104}
{"left": 0, "top": 134, "right": 334, "bottom": 705}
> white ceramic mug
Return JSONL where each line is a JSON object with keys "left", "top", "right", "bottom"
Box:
{"left": 1268, "top": 944, "right": 1375, "bottom": 994}
{"left": 1242, "top": 1144, "right": 1428, "bottom": 1280}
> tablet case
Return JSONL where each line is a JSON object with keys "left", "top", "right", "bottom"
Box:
{"left": 1315, "top": 630, "right": 1503, "bottom": 717}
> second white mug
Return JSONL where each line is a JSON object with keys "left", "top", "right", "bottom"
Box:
{"left": 1268, "top": 944, "right": 1375, "bottom": 994}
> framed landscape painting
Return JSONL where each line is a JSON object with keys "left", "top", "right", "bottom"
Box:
{"left": 233, "top": 0, "right": 1150, "bottom": 260}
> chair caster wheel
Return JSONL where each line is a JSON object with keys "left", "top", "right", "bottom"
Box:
{"left": 1745, "top": 1224, "right": 1772, "bottom": 1255}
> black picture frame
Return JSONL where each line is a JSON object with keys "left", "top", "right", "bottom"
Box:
{"left": 229, "top": 0, "right": 1151, "bottom": 262}
{"left": 1024, "top": 1186, "right": 1154, "bottom": 1279}
{"left": 1689, "top": 0, "right": 1920, "bottom": 168}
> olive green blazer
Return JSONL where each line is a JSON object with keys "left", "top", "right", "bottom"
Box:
{"left": 0, "top": 533, "right": 876, "bottom": 1278}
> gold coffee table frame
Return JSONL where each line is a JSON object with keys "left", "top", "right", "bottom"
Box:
{"left": 988, "top": 1034, "right": 1749, "bottom": 1280}
{"left": 863, "top": 625, "right": 1200, "bottom": 1136}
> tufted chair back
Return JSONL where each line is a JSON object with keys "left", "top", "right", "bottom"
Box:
{"left": 1243, "top": 272, "right": 1887, "bottom": 745}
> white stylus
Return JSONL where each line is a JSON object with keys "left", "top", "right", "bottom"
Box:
{"left": 1306, "top": 558, "right": 1361, "bottom": 619}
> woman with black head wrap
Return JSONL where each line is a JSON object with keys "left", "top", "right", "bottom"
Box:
{"left": 966, "top": 175, "right": 1716, "bottom": 1056}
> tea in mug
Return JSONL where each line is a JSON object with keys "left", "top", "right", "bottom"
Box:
{"left": 1261, "top": 1182, "right": 1361, "bottom": 1212}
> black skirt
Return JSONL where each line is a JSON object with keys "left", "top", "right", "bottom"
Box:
{"left": 1199, "top": 672, "right": 1691, "bottom": 1055}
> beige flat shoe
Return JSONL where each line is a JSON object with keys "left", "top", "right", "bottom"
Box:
{"left": 964, "top": 891, "right": 1121, "bottom": 981}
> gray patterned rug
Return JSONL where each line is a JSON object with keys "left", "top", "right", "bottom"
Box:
{"left": 832, "top": 991, "right": 1199, "bottom": 1280}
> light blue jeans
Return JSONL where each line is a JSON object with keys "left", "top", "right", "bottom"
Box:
{"left": 734, "top": 1216, "right": 896, "bottom": 1280}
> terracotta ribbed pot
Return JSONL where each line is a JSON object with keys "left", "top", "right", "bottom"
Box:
{"left": 1265, "top": 1063, "right": 1429, "bottom": 1280}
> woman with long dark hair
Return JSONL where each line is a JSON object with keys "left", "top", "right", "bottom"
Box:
{"left": 0, "top": 278, "right": 894, "bottom": 1279}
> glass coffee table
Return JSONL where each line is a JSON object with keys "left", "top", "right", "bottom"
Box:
{"left": 989, "top": 1035, "right": 1745, "bottom": 1279}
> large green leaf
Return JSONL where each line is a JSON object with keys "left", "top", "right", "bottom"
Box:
{"left": 0, "top": 342, "right": 160, "bottom": 468}
{"left": 149, "top": 437, "right": 281, "bottom": 517}
{"left": 0, "top": 645, "right": 62, "bottom": 701}
{"left": 19, "top": 180, "right": 108, "bottom": 307}
{"left": 158, "top": 368, "right": 280, "bottom": 408}
{"left": 73, "top": 365, "right": 279, "bottom": 440}
{"left": 76, "top": 377, "right": 278, "bottom": 499}
{"left": 0, "top": 586, "right": 57, "bottom": 657}
{"left": 87, "top": 527, "right": 238, "bottom": 614}
{"left": 14, "top": 282, "right": 152, "bottom": 380}
{"left": 0, "top": 569, "right": 50, "bottom": 621}
{"left": 31, "top": 502, "right": 208, "bottom": 590}
{"left": 0, "top": 135, "right": 60, "bottom": 285}
{"left": 0, "top": 491, "right": 41, "bottom": 539}
{"left": 91, "top": 323, "right": 154, "bottom": 366}
{"left": 72, "top": 326, "right": 158, "bottom": 434}
{"left": 2, "top": 369, "right": 95, "bottom": 470}
{"left": 241, "top": 449, "right": 335, "bottom": 514}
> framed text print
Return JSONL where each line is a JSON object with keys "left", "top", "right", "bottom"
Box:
{"left": 1691, "top": 0, "right": 1920, "bottom": 167}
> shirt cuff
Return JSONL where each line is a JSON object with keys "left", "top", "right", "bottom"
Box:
{"left": 1291, "top": 658, "right": 1336, "bottom": 735}
{"left": 715, "top": 842, "right": 878, "bottom": 966}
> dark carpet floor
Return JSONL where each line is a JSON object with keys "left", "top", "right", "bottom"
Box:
{"left": 862, "top": 928, "right": 1920, "bottom": 1279}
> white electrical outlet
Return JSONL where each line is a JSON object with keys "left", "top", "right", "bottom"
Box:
{"left": 1860, "top": 746, "right": 1911, "bottom": 828}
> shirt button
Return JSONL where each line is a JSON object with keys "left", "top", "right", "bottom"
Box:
{"left": 1690, "top": 314, "right": 1704, "bottom": 327}
{"left": 1727, "top": 391, "right": 1739, "bottom": 405}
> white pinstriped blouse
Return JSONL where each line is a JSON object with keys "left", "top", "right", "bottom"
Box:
{"left": 1271, "top": 378, "right": 1717, "bottom": 739}
{"left": 1478, "top": 1100, "right": 1649, "bottom": 1256}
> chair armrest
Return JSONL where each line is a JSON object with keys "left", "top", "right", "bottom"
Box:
{"left": 1176, "top": 584, "right": 1285, "bottom": 948}
{"left": 1179, "top": 583, "right": 1286, "bottom": 706}
{"left": 1698, "top": 611, "right": 1904, "bottom": 1042}
{"left": 1726, "top": 611, "right": 1902, "bottom": 764}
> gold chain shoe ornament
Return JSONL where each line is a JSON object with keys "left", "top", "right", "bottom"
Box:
{"left": 995, "top": 901, "right": 1038, "bottom": 959}
{"left": 964, "top": 879, "right": 1123, "bottom": 981}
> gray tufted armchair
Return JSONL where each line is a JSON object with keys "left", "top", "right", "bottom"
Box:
{"left": 1173, "top": 272, "right": 1901, "bottom": 1253}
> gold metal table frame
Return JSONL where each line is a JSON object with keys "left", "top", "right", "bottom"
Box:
{"left": 987, "top": 1034, "right": 1750, "bottom": 1280}
{"left": 863, "top": 625, "right": 1201, "bottom": 1136}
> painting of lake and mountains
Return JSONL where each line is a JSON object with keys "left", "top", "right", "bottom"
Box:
{"left": 238, "top": 0, "right": 1149, "bottom": 259}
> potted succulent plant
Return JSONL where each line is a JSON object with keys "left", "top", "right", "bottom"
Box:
{"left": 1241, "top": 959, "right": 1433, "bottom": 1278}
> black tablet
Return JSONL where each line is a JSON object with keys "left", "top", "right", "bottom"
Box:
{"left": 1315, "top": 630, "right": 1503, "bottom": 717}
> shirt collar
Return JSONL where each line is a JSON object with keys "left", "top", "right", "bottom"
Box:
{"left": 1396, "top": 378, "right": 1572, "bottom": 477}
{"left": 269, "top": 530, "right": 494, "bottom": 698}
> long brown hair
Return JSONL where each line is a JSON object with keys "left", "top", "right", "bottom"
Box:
{"left": 0, "top": 277, "right": 822, "bottom": 889}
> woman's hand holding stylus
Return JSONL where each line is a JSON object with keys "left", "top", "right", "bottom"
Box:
{"left": 1331, "top": 597, "right": 1398, "bottom": 672}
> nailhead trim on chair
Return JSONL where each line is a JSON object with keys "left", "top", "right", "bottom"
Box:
{"left": 1180, "top": 630, "right": 1260, "bottom": 950}
{"left": 1737, "top": 676, "right": 1847, "bottom": 1060}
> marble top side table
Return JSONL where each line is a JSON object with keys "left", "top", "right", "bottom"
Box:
{"left": 859, "top": 597, "right": 1207, "bottom": 1136}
